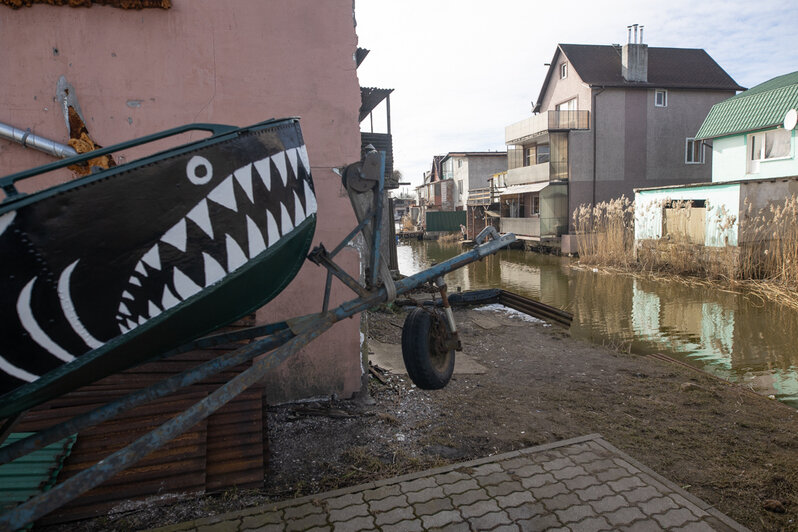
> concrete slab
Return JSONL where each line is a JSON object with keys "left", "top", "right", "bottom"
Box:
{"left": 152, "top": 434, "right": 749, "bottom": 532}
{"left": 368, "top": 340, "right": 487, "bottom": 375}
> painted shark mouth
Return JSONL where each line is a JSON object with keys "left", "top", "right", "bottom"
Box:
{"left": 114, "top": 146, "right": 316, "bottom": 334}
{"left": 0, "top": 120, "right": 317, "bottom": 397}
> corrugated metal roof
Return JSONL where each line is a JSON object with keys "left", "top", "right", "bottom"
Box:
{"left": 696, "top": 71, "right": 798, "bottom": 139}
{"left": 0, "top": 432, "right": 76, "bottom": 512}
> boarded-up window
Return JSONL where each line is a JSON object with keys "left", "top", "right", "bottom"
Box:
{"left": 663, "top": 200, "right": 706, "bottom": 244}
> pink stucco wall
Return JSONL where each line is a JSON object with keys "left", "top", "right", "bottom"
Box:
{"left": 0, "top": 1, "right": 364, "bottom": 403}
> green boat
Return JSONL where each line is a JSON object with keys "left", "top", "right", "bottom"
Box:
{"left": 0, "top": 118, "right": 316, "bottom": 418}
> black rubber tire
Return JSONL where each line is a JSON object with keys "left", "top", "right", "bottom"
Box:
{"left": 401, "top": 308, "right": 455, "bottom": 390}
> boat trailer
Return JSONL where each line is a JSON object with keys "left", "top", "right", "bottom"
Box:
{"left": 0, "top": 119, "right": 517, "bottom": 529}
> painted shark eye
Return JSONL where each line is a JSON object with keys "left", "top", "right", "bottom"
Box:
{"left": 186, "top": 156, "right": 213, "bottom": 185}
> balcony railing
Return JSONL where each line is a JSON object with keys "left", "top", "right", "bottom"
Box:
{"left": 500, "top": 216, "right": 540, "bottom": 238}
{"left": 506, "top": 163, "right": 550, "bottom": 186}
{"left": 505, "top": 110, "right": 589, "bottom": 144}
{"left": 466, "top": 186, "right": 505, "bottom": 206}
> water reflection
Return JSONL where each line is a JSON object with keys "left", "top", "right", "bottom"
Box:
{"left": 397, "top": 239, "right": 798, "bottom": 408}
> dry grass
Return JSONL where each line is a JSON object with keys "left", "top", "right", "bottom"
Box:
{"left": 574, "top": 195, "right": 798, "bottom": 309}
{"left": 437, "top": 232, "right": 462, "bottom": 243}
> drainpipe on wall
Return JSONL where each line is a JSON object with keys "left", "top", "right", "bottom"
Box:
{"left": 0, "top": 121, "right": 77, "bottom": 159}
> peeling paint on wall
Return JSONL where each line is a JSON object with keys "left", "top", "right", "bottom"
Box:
{"left": 1, "top": 0, "right": 170, "bottom": 9}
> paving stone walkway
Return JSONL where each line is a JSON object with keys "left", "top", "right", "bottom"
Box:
{"left": 152, "top": 434, "right": 749, "bottom": 532}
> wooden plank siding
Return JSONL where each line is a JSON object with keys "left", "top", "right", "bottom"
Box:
{"left": 14, "top": 315, "right": 266, "bottom": 525}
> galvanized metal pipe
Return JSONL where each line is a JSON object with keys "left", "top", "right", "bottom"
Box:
{"left": 0, "top": 232, "right": 516, "bottom": 530}
{"left": 0, "top": 122, "right": 77, "bottom": 159}
{"left": 0, "top": 324, "right": 332, "bottom": 532}
{"left": 0, "top": 327, "right": 295, "bottom": 466}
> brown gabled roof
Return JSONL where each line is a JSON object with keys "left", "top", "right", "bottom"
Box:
{"left": 534, "top": 44, "right": 744, "bottom": 112}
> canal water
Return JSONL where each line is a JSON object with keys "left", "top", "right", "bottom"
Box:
{"left": 397, "top": 239, "right": 798, "bottom": 409}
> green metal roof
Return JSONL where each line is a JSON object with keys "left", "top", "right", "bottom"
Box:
{"left": 0, "top": 432, "right": 76, "bottom": 513}
{"left": 696, "top": 71, "right": 798, "bottom": 140}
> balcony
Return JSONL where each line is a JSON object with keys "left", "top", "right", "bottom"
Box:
{"left": 466, "top": 186, "right": 505, "bottom": 206}
{"left": 505, "top": 110, "right": 589, "bottom": 145}
{"left": 506, "top": 163, "right": 550, "bottom": 186}
{"left": 501, "top": 216, "right": 540, "bottom": 238}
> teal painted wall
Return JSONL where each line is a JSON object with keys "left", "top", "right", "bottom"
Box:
{"left": 635, "top": 183, "right": 740, "bottom": 246}
{"left": 713, "top": 129, "right": 798, "bottom": 183}
{"left": 426, "top": 210, "right": 466, "bottom": 232}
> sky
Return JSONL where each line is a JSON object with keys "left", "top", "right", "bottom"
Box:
{"left": 354, "top": 0, "right": 798, "bottom": 195}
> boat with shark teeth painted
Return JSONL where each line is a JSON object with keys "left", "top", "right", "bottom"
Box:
{"left": 0, "top": 117, "right": 317, "bottom": 418}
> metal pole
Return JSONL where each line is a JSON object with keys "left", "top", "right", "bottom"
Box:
{"left": 0, "top": 231, "right": 516, "bottom": 529}
{"left": 0, "top": 327, "right": 294, "bottom": 466}
{"left": 0, "top": 324, "right": 332, "bottom": 531}
{"left": 0, "top": 122, "right": 77, "bottom": 159}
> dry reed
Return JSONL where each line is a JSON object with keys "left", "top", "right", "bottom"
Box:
{"left": 573, "top": 195, "right": 798, "bottom": 309}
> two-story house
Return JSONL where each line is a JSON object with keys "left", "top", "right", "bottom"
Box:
{"left": 503, "top": 27, "right": 743, "bottom": 251}
{"left": 439, "top": 151, "right": 508, "bottom": 210}
{"left": 635, "top": 71, "right": 798, "bottom": 249}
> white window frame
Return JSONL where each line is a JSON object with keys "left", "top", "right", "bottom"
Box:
{"left": 748, "top": 129, "right": 792, "bottom": 162}
{"left": 685, "top": 138, "right": 704, "bottom": 164}
{"left": 560, "top": 62, "right": 567, "bottom": 79}
{"left": 654, "top": 89, "right": 668, "bottom": 107}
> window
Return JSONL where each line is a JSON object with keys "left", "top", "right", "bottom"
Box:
{"left": 531, "top": 195, "right": 540, "bottom": 215}
{"left": 457, "top": 180, "right": 463, "bottom": 195}
{"left": 685, "top": 138, "right": 704, "bottom": 164}
{"left": 458, "top": 159, "right": 462, "bottom": 168}
{"left": 560, "top": 62, "right": 567, "bottom": 79}
{"left": 555, "top": 98, "right": 577, "bottom": 112}
{"left": 654, "top": 89, "right": 667, "bottom": 107}
{"left": 536, "top": 145, "right": 550, "bottom": 164}
{"left": 525, "top": 146, "right": 535, "bottom": 167}
{"left": 748, "top": 128, "right": 792, "bottom": 172}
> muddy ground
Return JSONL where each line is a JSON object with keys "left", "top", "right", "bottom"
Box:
{"left": 72, "top": 305, "right": 796, "bottom": 532}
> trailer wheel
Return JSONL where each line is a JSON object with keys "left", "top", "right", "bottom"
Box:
{"left": 401, "top": 308, "right": 455, "bottom": 390}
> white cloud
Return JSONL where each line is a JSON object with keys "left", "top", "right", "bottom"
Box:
{"left": 355, "top": 0, "right": 798, "bottom": 189}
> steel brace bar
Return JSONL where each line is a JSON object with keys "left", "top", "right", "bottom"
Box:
{"left": 0, "top": 231, "right": 516, "bottom": 530}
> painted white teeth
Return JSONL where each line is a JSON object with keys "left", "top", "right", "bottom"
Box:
{"left": 203, "top": 252, "right": 226, "bottom": 286}
{"left": 266, "top": 209, "right": 279, "bottom": 247}
{"left": 187, "top": 199, "right": 214, "bottom": 239}
{"left": 297, "top": 145, "right": 310, "bottom": 173}
{"left": 272, "top": 152, "right": 288, "bottom": 186}
{"left": 225, "top": 234, "right": 248, "bottom": 272}
{"left": 287, "top": 148, "right": 298, "bottom": 178}
{"left": 208, "top": 175, "right": 238, "bottom": 212}
{"left": 173, "top": 267, "right": 202, "bottom": 300}
{"left": 162, "top": 218, "right": 188, "bottom": 252}
{"left": 148, "top": 301, "right": 162, "bottom": 319}
{"left": 253, "top": 157, "right": 271, "bottom": 191}
{"left": 303, "top": 180, "right": 317, "bottom": 215}
{"left": 233, "top": 163, "right": 255, "bottom": 203}
{"left": 280, "top": 202, "right": 294, "bottom": 235}
{"left": 246, "top": 216, "right": 266, "bottom": 258}
{"left": 119, "top": 152, "right": 315, "bottom": 340}
{"left": 293, "top": 191, "right": 306, "bottom": 225}
{"left": 141, "top": 245, "right": 161, "bottom": 271}
{"left": 162, "top": 285, "right": 181, "bottom": 310}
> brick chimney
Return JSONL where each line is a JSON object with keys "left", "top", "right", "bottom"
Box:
{"left": 622, "top": 24, "right": 648, "bottom": 82}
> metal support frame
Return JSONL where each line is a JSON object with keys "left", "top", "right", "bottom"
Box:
{"left": 0, "top": 133, "right": 516, "bottom": 530}
{"left": 0, "top": 230, "right": 515, "bottom": 530}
